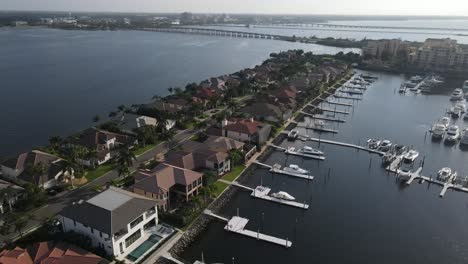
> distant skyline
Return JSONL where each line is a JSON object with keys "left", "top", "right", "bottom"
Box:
{"left": 1, "top": 0, "right": 468, "bottom": 16}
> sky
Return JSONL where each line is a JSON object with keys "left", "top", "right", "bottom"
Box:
{"left": 1, "top": 0, "right": 468, "bottom": 16}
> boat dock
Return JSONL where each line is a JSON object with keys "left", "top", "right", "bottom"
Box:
{"left": 294, "top": 122, "right": 339, "bottom": 133}
{"left": 308, "top": 105, "right": 350, "bottom": 115}
{"left": 331, "top": 94, "right": 363, "bottom": 100}
{"left": 337, "top": 89, "right": 364, "bottom": 95}
{"left": 305, "top": 138, "right": 385, "bottom": 155}
{"left": 300, "top": 111, "right": 347, "bottom": 123}
{"left": 253, "top": 160, "right": 316, "bottom": 180}
{"left": 320, "top": 99, "right": 353, "bottom": 107}
{"left": 405, "top": 167, "right": 423, "bottom": 185}
{"left": 252, "top": 186, "right": 309, "bottom": 209}
{"left": 344, "top": 85, "right": 367, "bottom": 90}
{"left": 225, "top": 216, "right": 292, "bottom": 248}
{"left": 203, "top": 210, "right": 292, "bottom": 247}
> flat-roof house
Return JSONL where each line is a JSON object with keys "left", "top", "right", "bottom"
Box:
{"left": 132, "top": 164, "right": 203, "bottom": 211}
{"left": 0, "top": 241, "right": 107, "bottom": 264}
{"left": 221, "top": 118, "right": 272, "bottom": 145}
{"left": 1, "top": 150, "right": 73, "bottom": 189}
{"left": 59, "top": 187, "right": 158, "bottom": 260}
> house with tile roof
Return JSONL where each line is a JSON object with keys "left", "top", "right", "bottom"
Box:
{"left": 132, "top": 163, "right": 203, "bottom": 211}
{"left": 0, "top": 241, "right": 107, "bottom": 264}
{"left": 238, "top": 102, "right": 292, "bottom": 123}
{"left": 1, "top": 150, "right": 73, "bottom": 189}
{"left": 221, "top": 118, "right": 272, "bottom": 145}
{"left": 59, "top": 187, "right": 158, "bottom": 260}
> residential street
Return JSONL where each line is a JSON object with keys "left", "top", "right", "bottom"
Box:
{"left": 0, "top": 128, "right": 195, "bottom": 243}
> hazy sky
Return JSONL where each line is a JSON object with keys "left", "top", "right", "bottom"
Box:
{"left": 1, "top": 0, "right": 468, "bottom": 16}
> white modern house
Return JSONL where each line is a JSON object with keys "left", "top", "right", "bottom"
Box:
{"left": 58, "top": 187, "right": 158, "bottom": 260}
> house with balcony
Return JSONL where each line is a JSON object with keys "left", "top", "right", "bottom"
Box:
{"left": 132, "top": 163, "right": 203, "bottom": 211}
{"left": 221, "top": 118, "right": 272, "bottom": 146}
{"left": 58, "top": 187, "right": 158, "bottom": 261}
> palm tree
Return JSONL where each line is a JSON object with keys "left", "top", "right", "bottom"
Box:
{"left": 227, "top": 99, "right": 240, "bottom": 113}
{"left": 61, "top": 159, "right": 76, "bottom": 188}
{"left": 116, "top": 147, "right": 136, "bottom": 178}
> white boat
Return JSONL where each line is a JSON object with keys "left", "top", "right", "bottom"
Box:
{"left": 379, "top": 140, "right": 392, "bottom": 152}
{"left": 445, "top": 125, "right": 460, "bottom": 142}
{"left": 463, "top": 80, "right": 468, "bottom": 92}
{"left": 367, "top": 139, "right": 381, "bottom": 149}
{"left": 410, "top": 75, "right": 423, "bottom": 82}
{"left": 287, "top": 130, "right": 299, "bottom": 140}
{"left": 399, "top": 84, "right": 407, "bottom": 93}
{"left": 397, "top": 167, "right": 412, "bottom": 180}
{"left": 456, "top": 102, "right": 466, "bottom": 113}
{"left": 314, "top": 120, "right": 326, "bottom": 127}
{"left": 402, "top": 150, "right": 419, "bottom": 163}
{"left": 451, "top": 107, "right": 462, "bottom": 118}
{"left": 300, "top": 146, "right": 324, "bottom": 156}
{"left": 441, "top": 117, "right": 450, "bottom": 128}
{"left": 437, "top": 167, "right": 457, "bottom": 183}
{"left": 382, "top": 152, "right": 396, "bottom": 164}
{"left": 450, "top": 89, "right": 464, "bottom": 101}
{"left": 283, "top": 164, "right": 309, "bottom": 174}
{"left": 432, "top": 123, "right": 447, "bottom": 139}
{"left": 460, "top": 129, "right": 468, "bottom": 145}
{"left": 271, "top": 191, "right": 295, "bottom": 201}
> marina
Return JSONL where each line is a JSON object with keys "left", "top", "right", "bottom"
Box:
{"left": 308, "top": 105, "right": 351, "bottom": 115}
{"left": 299, "top": 111, "right": 347, "bottom": 123}
{"left": 305, "top": 137, "right": 385, "bottom": 155}
{"left": 291, "top": 122, "right": 339, "bottom": 133}
{"left": 320, "top": 99, "right": 353, "bottom": 107}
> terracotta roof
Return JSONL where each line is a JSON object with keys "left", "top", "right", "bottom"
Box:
{"left": 223, "top": 119, "right": 261, "bottom": 135}
{"left": 0, "top": 247, "right": 33, "bottom": 264}
{"left": 203, "top": 136, "right": 244, "bottom": 152}
{"left": 133, "top": 164, "right": 203, "bottom": 195}
{"left": 2, "top": 151, "right": 58, "bottom": 171}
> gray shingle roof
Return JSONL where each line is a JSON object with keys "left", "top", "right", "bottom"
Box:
{"left": 59, "top": 187, "right": 157, "bottom": 235}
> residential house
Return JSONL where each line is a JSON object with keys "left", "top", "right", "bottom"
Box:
{"left": 67, "top": 128, "right": 136, "bottom": 167}
{"left": 200, "top": 77, "right": 226, "bottom": 91}
{"left": 270, "top": 86, "right": 298, "bottom": 108}
{"left": 115, "top": 113, "right": 157, "bottom": 135}
{"left": 0, "top": 180, "right": 24, "bottom": 214}
{"left": 132, "top": 164, "right": 203, "bottom": 211}
{"left": 221, "top": 118, "right": 272, "bottom": 145}
{"left": 192, "top": 87, "right": 219, "bottom": 106}
{"left": 0, "top": 241, "right": 107, "bottom": 264}
{"left": 238, "top": 102, "right": 292, "bottom": 123}
{"left": 1, "top": 150, "right": 73, "bottom": 189}
{"left": 59, "top": 187, "right": 158, "bottom": 260}
{"left": 141, "top": 98, "right": 188, "bottom": 114}
{"left": 165, "top": 148, "right": 230, "bottom": 176}
{"left": 287, "top": 77, "right": 310, "bottom": 91}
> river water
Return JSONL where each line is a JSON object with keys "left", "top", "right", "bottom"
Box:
{"left": 181, "top": 72, "right": 468, "bottom": 264}
{"left": 0, "top": 28, "right": 356, "bottom": 157}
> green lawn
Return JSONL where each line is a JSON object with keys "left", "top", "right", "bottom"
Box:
{"left": 85, "top": 164, "right": 114, "bottom": 182}
{"left": 212, "top": 181, "right": 229, "bottom": 197}
{"left": 133, "top": 144, "right": 157, "bottom": 156}
{"left": 222, "top": 165, "right": 246, "bottom": 182}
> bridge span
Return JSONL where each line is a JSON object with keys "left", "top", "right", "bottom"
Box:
{"left": 142, "top": 27, "right": 290, "bottom": 40}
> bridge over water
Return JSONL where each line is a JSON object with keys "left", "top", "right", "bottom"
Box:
{"left": 142, "top": 27, "right": 290, "bottom": 40}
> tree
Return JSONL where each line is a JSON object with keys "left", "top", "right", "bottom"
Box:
{"left": 48, "top": 136, "right": 62, "bottom": 150}
{"left": 92, "top": 115, "right": 100, "bottom": 123}
{"left": 7, "top": 213, "right": 30, "bottom": 238}
{"left": 116, "top": 147, "right": 136, "bottom": 178}
{"left": 229, "top": 149, "right": 244, "bottom": 166}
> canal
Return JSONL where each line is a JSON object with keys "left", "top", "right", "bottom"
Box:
{"left": 181, "top": 71, "right": 468, "bottom": 264}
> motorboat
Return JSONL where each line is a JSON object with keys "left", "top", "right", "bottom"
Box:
{"left": 451, "top": 107, "right": 462, "bottom": 118}
{"left": 431, "top": 123, "right": 447, "bottom": 139}
{"left": 314, "top": 120, "right": 326, "bottom": 127}
{"left": 460, "top": 128, "right": 468, "bottom": 145}
{"left": 441, "top": 117, "right": 450, "bottom": 128}
{"left": 300, "top": 146, "right": 324, "bottom": 156}
{"left": 450, "top": 89, "right": 464, "bottom": 101}
{"left": 379, "top": 140, "right": 392, "bottom": 152}
{"left": 437, "top": 167, "right": 457, "bottom": 183}
{"left": 367, "top": 139, "right": 381, "bottom": 149}
{"left": 393, "top": 144, "right": 407, "bottom": 155}
{"left": 445, "top": 125, "right": 460, "bottom": 142}
{"left": 456, "top": 102, "right": 466, "bottom": 113}
{"left": 402, "top": 150, "right": 419, "bottom": 163}
{"left": 271, "top": 191, "right": 295, "bottom": 201}
{"left": 397, "top": 163, "right": 413, "bottom": 180}
{"left": 283, "top": 164, "right": 309, "bottom": 174}
{"left": 399, "top": 84, "right": 407, "bottom": 93}
{"left": 382, "top": 152, "right": 396, "bottom": 164}
{"left": 287, "top": 130, "right": 299, "bottom": 140}
{"left": 410, "top": 75, "right": 424, "bottom": 82}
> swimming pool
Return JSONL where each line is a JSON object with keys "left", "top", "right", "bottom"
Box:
{"left": 126, "top": 234, "right": 163, "bottom": 262}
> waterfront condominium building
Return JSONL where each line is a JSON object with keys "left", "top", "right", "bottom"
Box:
{"left": 409, "top": 38, "right": 468, "bottom": 71}
{"left": 363, "top": 39, "right": 407, "bottom": 60}
{"left": 58, "top": 186, "right": 158, "bottom": 260}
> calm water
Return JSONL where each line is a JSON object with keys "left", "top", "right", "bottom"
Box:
{"left": 181, "top": 72, "right": 468, "bottom": 264}
{"left": 0, "top": 28, "right": 356, "bottom": 157}
{"left": 197, "top": 19, "right": 468, "bottom": 43}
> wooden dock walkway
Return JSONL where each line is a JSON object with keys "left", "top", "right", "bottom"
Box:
{"left": 331, "top": 94, "right": 363, "bottom": 100}
{"left": 295, "top": 122, "right": 339, "bottom": 133}
{"left": 225, "top": 216, "right": 292, "bottom": 248}
{"left": 308, "top": 105, "right": 350, "bottom": 115}
{"left": 337, "top": 89, "right": 364, "bottom": 95}
{"left": 406, "top": 167, "right": 423, "bottom": 185}
{"left": 203, "top": 210, "right": 228, "bottom": 222}
{"left": 323, "top": 100, "right": 353, "bottom": 107}
{"left": 300, "top": 111, "right": 347, "bottom": 123}
{"left": 252, "top": 186, "right": 309, "bottom": 209}
{"left": 306, "top": 138, "right": 385, "bottom": 155}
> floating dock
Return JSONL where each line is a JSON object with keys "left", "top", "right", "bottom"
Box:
{"left": 252, "top": 186, "right": 309, "bottom": 209}
{"left": 254, "top": 161, "right": 316, "bottom": 180}
{"left": 225, "top": 216, "right": 292, "bottom": 248}
{"left": 305, "top": 137, "right": 385, "bottom": 155}
{"left": 300, "top": 111, "right": 347, "bottom": 123}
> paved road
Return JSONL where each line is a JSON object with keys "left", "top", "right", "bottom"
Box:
{"left": 0, "top": 129, "right": 195, "bottom": 243}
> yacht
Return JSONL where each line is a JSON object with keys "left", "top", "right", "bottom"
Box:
{"left": 300, "top": 146, "right": 324, "bottom": 156}
{"left": 399, "top": 84, "right": 407, "bottom": 93}
{"left": 450, "top": 89, "right": 464, "bottom": 101}
{"left": 445, "top": 125, "right": 460, "bottom": 142}
{"left": 397, "top": 166, "right": 412, "bottom": 180}
{"left": 463, "top": 80, "right": 468, "bottom": 92}
{"left": 451, "top": 107, "right": 462, "bottom": 118}
{"left": 460, "top": 129, "right": 468, "bottom": 146}
{"left": 437, "top": 167, "right": 457, "bottom": 183}
{"left": 456, "top": 102, "right": 467, "bottom": 113}
{"left": 271, "top": 191, "right": 295, "bottom": 201}
{"left": 367, "top": 139, "right": 381, "bottom": 149}
{"left": 432, "top": 123, "right": 447, "bottom": 139}
{"left": 379, "top": 140, "right": 392, "bottom": 152}
{"left": 420, "top": 83, "right": 432, "bottom": 94}
{"left": 283, "top": 164, "right": 309, "bottom": 174}
{"left": 441, "top": 117, "right": 450, "bottom": 128}
{"left": 402, "top": 150, "right": 419, "bottom": 163}
{"left": 382, "top": 152, "right": 396, "bottom": 164}
{"left": 410, "top": 75, "right": 423, "bottom": 82}
{"left": 393, "top": 144, "right": 407, "bottom": 155}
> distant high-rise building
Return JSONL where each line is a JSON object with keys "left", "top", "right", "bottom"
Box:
{"left": 409, "top": 38, "right": 468, "bottom": 71}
